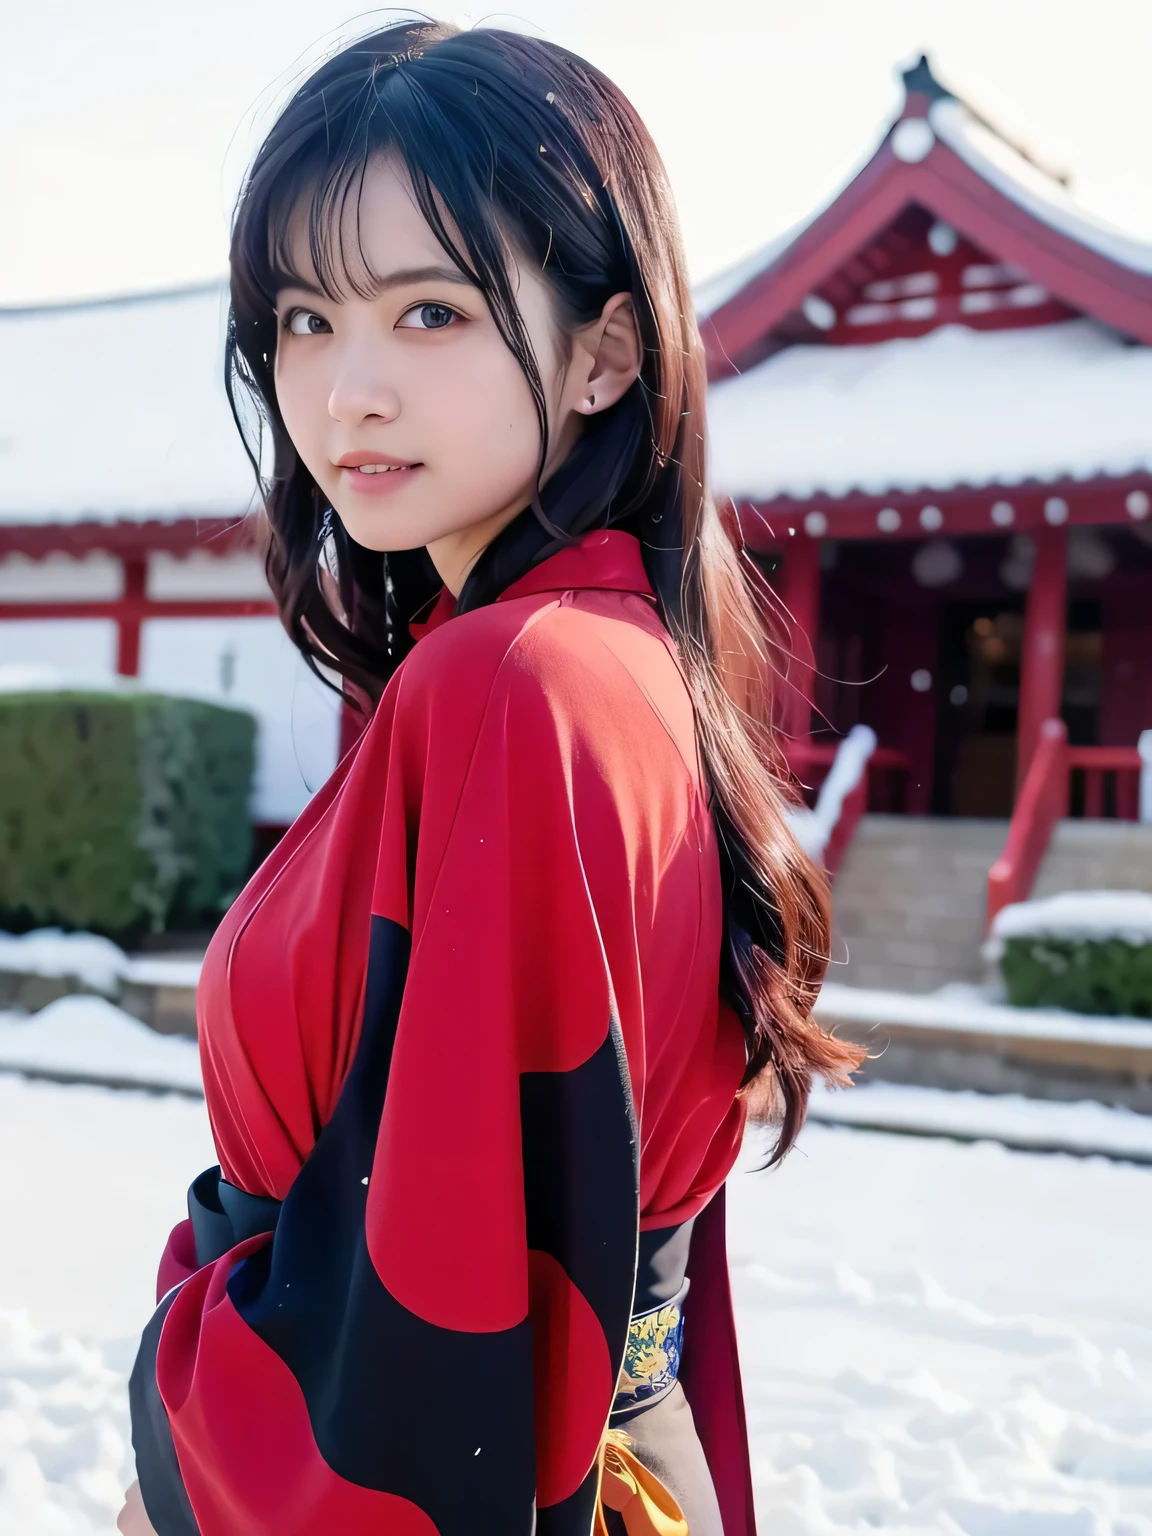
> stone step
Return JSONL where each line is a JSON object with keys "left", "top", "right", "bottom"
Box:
{"left": 816, "top": 985, "right": 1152, "bottom": 1113}
{"left": 0, "top": 957, "right": 200, "bottom": 1039}
{"left": 831, "top": 814, "right": 1152, "bottom": 993}
{"left": 833, "top": 894, "right": 988, "bottom": 922}
{"left": 1033, "top": 820, "right": 1152, "bottom": 900}
{"left": 833, "top": 965, "right": 967, "bottom": 994}
{"left": 848, "top": 816, "right": 1008, "bottom": 847}
{"left": 834, "top": 933, "right": 987, "bottom": 965}
{"left": 831, "top": 948, "right": 987, "bottom": 990}
{"left": 832, "top": 815, "right": 996, "bottom": 990}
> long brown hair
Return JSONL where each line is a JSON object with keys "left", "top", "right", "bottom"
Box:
{"left": 226, "top": 19, "right": 865, "bottom": 1161}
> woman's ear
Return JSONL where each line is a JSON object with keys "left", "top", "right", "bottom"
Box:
{"left": 569, "top": 292, "right": 641, "bottom": 416}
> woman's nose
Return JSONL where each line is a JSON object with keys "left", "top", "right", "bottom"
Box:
{"left": 327, "top": 364, "right": 401, "bottom": 426}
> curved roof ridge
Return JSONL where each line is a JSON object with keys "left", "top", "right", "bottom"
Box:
{"left": 699, "top": 54, "right": 1152, "bottom": 372}
{"left": 929, "top": 95, "right": 1152, "bottom": 277}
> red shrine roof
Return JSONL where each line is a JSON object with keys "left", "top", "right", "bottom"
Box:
{"left": 3, "top": 59, "right": 1151, "bottom": 558}
{"left": 699, "top": 57, "right": 1152, "bottom": 534}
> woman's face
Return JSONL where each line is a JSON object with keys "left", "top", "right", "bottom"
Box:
{"left": 272, "top": 156, "right": 601, "bottom": 592}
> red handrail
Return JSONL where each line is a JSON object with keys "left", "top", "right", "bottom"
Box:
{"left": 1067, "top": 746, "right": 1145, "bottom": 769}
{"left": 785, "top": 734, "right": 911, "bottom": 877}
{"left": 787, "top": 742, "right": 911, "bottom": 774}
{"left": 987, "top": 718, "right": 1068, "bottom": 929}
{"left": 1067, "top": 745, "right": 1143, "bottom": 820}
{"left": 824, "top": 772, "right": 869, "bottom": 877}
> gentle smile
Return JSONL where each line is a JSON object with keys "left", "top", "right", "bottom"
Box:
{"left": 337, "top": 459, "right": 425, "bottom": 496}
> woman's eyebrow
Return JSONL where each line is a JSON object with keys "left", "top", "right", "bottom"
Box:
{"left": 375, "top": 264, "right": 477, "bottom": 291}
{"left": 278, "top": 264, "right": 476, "bottom": 299}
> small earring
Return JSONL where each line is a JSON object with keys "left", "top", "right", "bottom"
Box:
{"left": 319, "top": 506, "right": 334, "bottom": 543}
{"left": 584, "top": 393, "right": 596, "bottom": 411}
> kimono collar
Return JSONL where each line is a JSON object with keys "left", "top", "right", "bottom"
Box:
{"left": 408, "top": 530, "right": 653, "bottom": 642}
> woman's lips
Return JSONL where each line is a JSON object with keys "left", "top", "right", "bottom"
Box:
{"left": 338, "top": 463, "right": 423, "bottom": 495}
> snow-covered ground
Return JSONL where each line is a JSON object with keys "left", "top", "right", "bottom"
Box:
{"left": 1, "top": 1073, "right": 1150, "bottom": 1534}
{"left": 8, "top": 993, "right": 1152, "bottom": 1161}
{"left": 0, "top": 930, "right": 129, "bottom": 997}
{"left": 817, "top": 980, "right": 1152, "bottom": 1052}
{"left": 808, "top": 1079, "right": 1152, "bottom": 1163}
{"left": 0, "top": 998, "right": 201, "bottom": 1094}
{"left": 0, "top": 1077, "right": 213, "bottom": 1534}
{"left": 731, "top": 1125, "right": 1152, "bottom": 1534}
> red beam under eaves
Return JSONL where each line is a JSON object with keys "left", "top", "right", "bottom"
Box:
{"left": 735, "top": 474, "right": 1152, "bottom": 549}
{"left": 0, "top": 517, "right": 256, "bottom": 558}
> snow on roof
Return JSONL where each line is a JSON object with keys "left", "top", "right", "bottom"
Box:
{"left": 707, "top": 318, "right": 1152, "bottom": 502}
{"left": 692, "top": 62, "right": 1152, "bottom": 334}
{"left": 693, "top": 221, "right": 810, "bottom": 321}
{"left": 690, "top": 122, "right": 901, "bottom": 323}
{"left": 930, "top": 98, "right": 1152, "bottom": 278}
{"left": 0, "top": 281, "right": 258, "bottom": 525}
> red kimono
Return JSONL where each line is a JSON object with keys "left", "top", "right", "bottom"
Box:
{"left": 129, "top": 528, "right": 757, "bottom": 1534}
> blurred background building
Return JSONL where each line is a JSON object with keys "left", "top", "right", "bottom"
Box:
{"left": 700, "top": 57, "right": 1152, "bottom": 992}
{"left": 0, "top": 284, "right": 340, "bottom": 831}
{"left": 1, "top": 55, "right": 1149, "bottom": 983}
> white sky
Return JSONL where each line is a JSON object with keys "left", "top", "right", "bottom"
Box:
{"left": 4, "top": 0, "right": 1152, "bottom": 306}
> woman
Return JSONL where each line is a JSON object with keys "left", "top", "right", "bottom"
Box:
{"left": 119, "top": 20, "right": 863, "bottom": 1536}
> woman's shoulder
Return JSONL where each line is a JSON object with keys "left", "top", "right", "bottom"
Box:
{"left": 393, "top": 586, "right": 698, "bottom": 784}
{"left": 401, "top": 586, "right": 678, "bottom": 712}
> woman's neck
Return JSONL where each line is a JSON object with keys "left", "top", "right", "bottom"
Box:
{"left": 424, "top": 496, "right": 530, "bottom": 597}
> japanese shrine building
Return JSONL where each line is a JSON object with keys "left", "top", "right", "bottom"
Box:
{"left": 2, "top": 54, "right": 1150, "bottom": 838}
{"left": 701, "top": 56, "right": 1152, "bottom": 822}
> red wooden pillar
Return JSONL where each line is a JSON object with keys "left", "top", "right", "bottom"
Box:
{"left": 1017, "top": 526, "right": 1067, "bottom": 791}
{"left": 116, "top": 557, "right": 147, "bottom": 676}
{"left": 776, "top": 535, "right": 822, "bottom": 742}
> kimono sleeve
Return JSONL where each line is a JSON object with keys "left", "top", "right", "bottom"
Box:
{"left": 129, "top": 639, "right": 642, "bottom": 1536}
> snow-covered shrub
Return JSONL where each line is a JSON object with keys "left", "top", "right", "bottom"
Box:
{"left": 0, "top": 690, "right": 255, "bottom": 936}
{"left": 987, "top": 891, "right": 1152, "bottom": 1017}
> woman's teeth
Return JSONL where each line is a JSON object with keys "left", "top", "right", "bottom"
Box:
{"left": 356, "top": 464, "right": 410, "bottom": 474}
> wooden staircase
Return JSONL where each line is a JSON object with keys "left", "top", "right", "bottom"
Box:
{"left": 831, "top": 816, "right": 1009, "bottom": 993}
{"left": 833, "top": 812, "right": 1152, "bottom": 994}
{"left": 1033, "top": 819, "right": 1152, "bottom": 899}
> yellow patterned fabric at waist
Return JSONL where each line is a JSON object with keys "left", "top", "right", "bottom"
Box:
{"left": 612, "top": 1295, "right": 685, "bottom": 1413}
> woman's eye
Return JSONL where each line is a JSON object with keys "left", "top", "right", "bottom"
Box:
{"left": 284, "top": 309, "right": 330, "bottom": 336}
{"left": 397, "top": 303, "right": 460, "bottom": 331}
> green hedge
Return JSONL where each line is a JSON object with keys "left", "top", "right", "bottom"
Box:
{"left": 1000, "top": 935, "right": 1152, "bottom": 1017}
{"left": 0, "top": 691, "right": 256, "bottom": 936}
